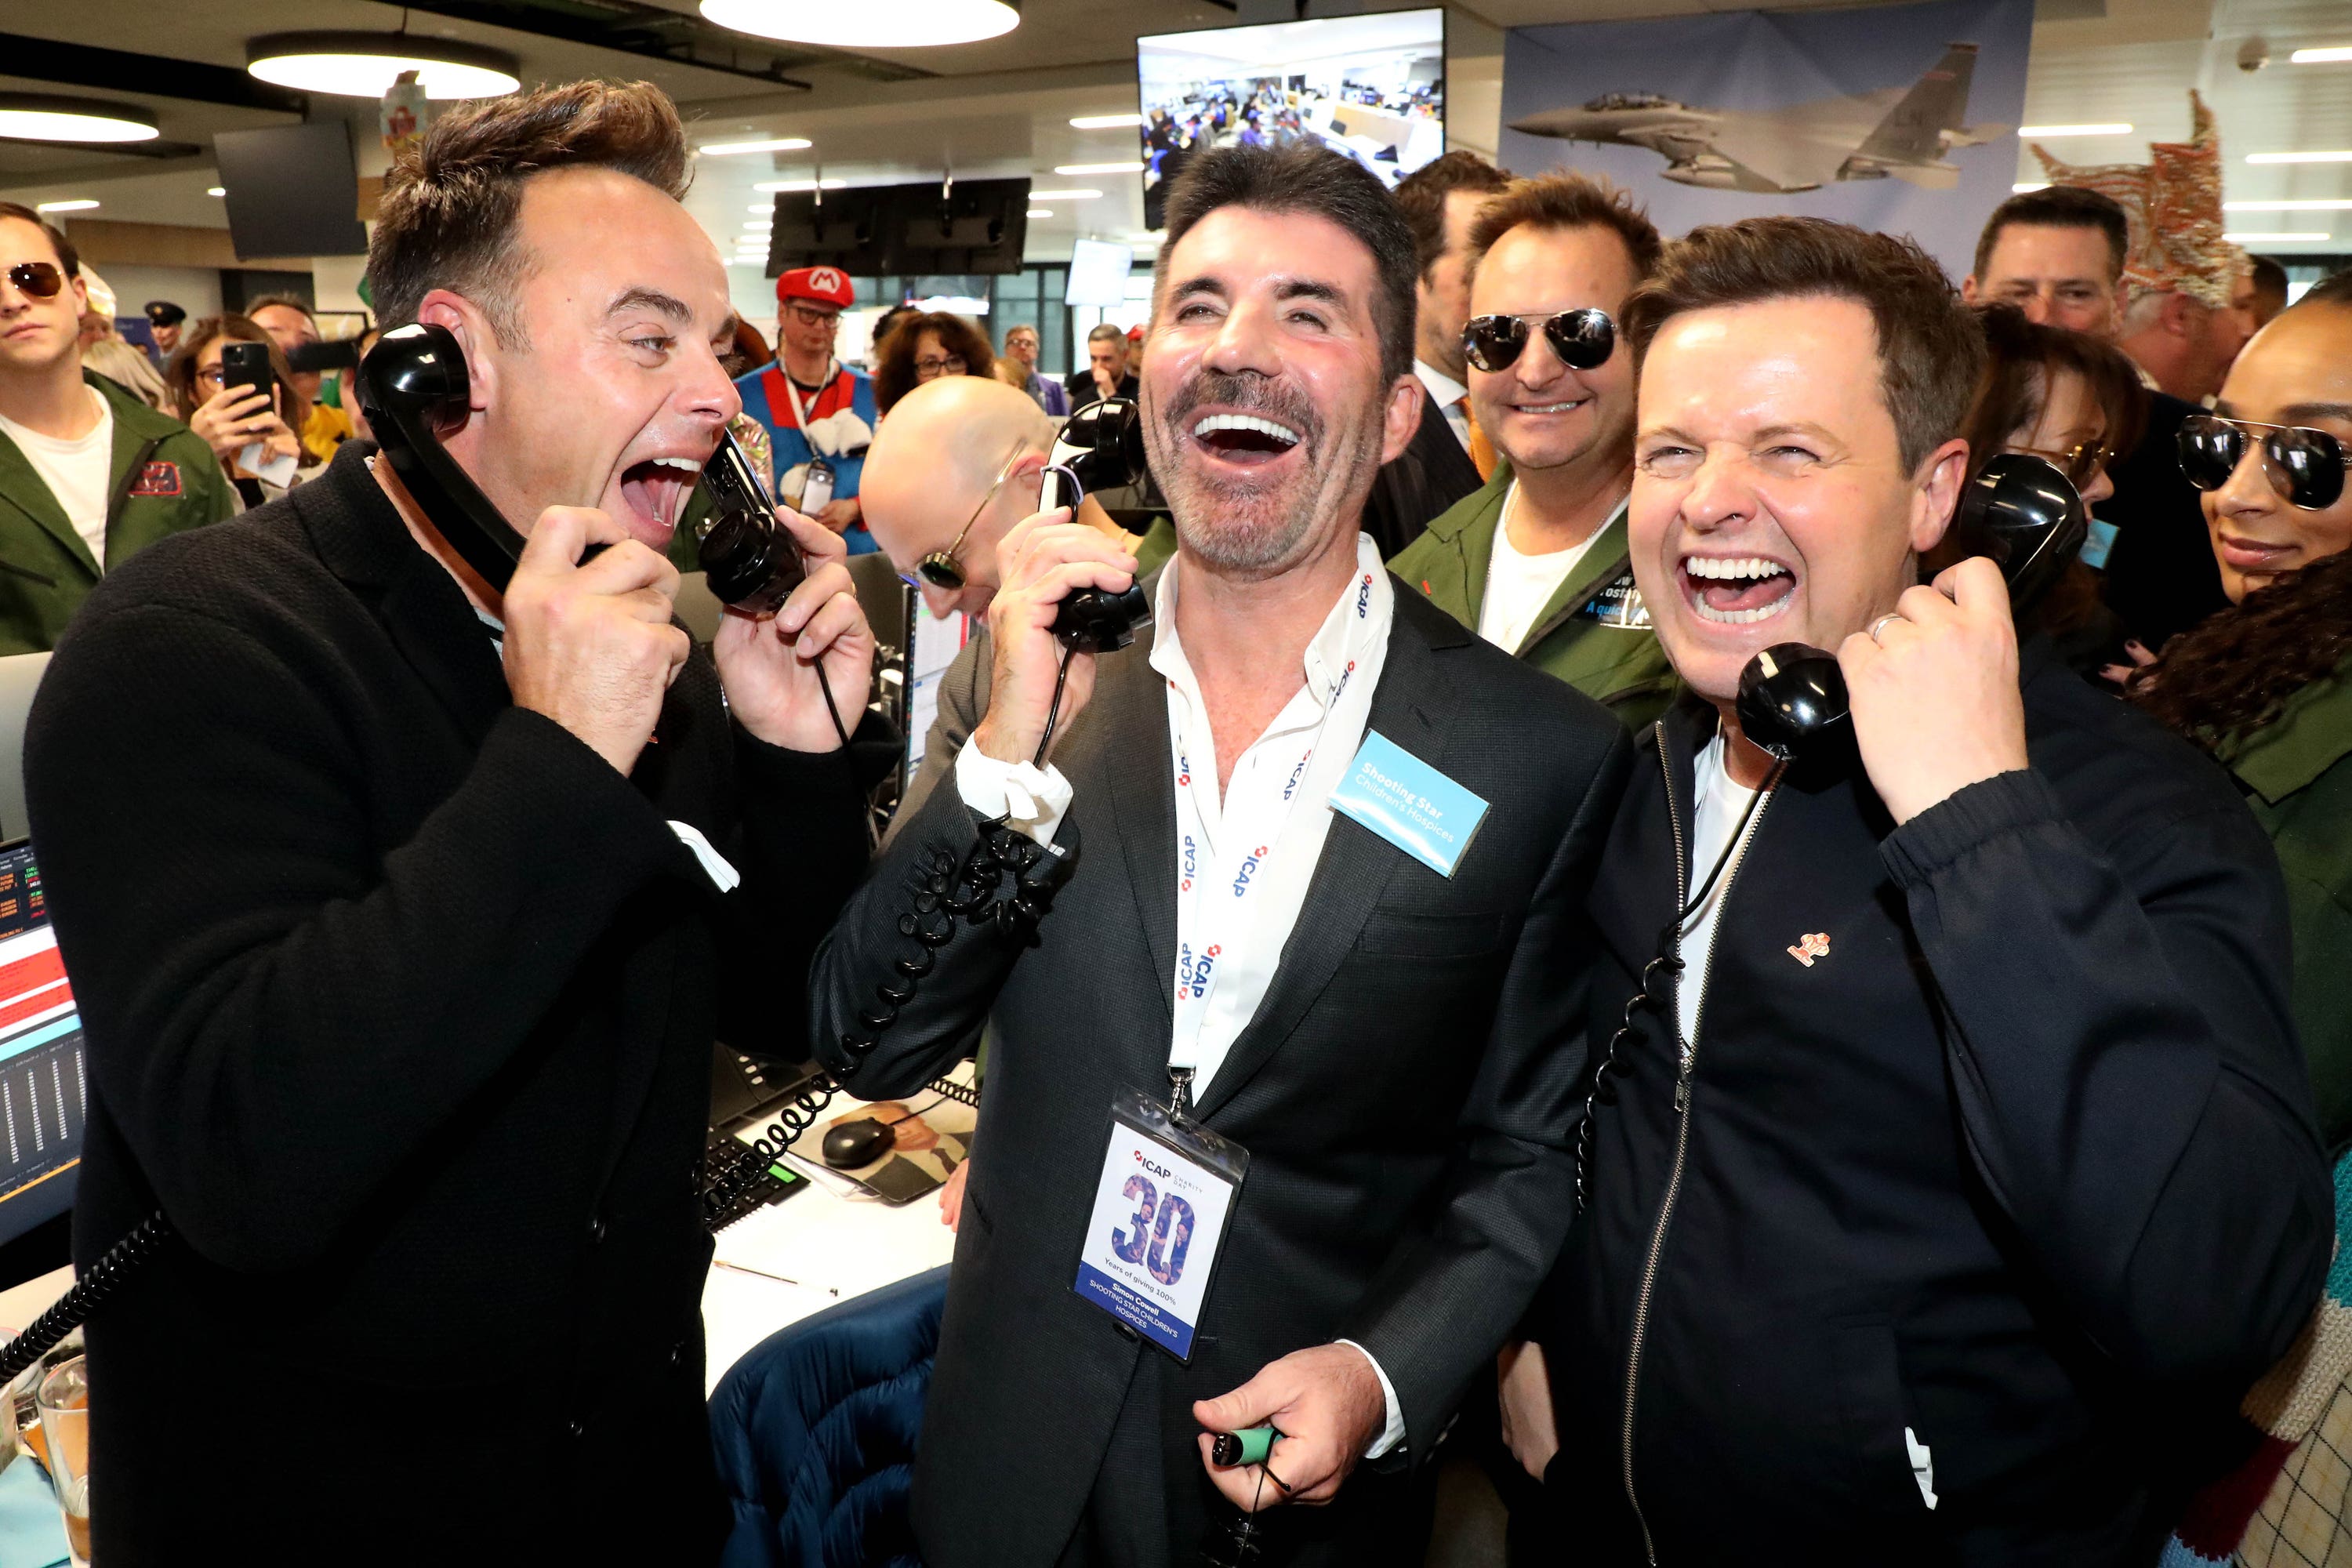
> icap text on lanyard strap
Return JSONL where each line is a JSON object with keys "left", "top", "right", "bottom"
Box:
{"left": 1163, "top": 580, "right": 1375, "bottom": 1117}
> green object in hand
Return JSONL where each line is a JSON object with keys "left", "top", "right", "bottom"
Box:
{"left": 1210, "top": 1425, "right": 1279, "bottom": 1467}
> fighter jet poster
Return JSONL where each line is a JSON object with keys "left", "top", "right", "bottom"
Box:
{"left": 1498, "top": 0, "right": 2031, "bottom": 280}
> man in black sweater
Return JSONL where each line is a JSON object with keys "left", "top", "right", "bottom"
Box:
{"left": 1541, "top": 216, "right": 2328, "bottom": 1563}
{"left": 23, "top": 82, "right": 876, "bottom": 1559}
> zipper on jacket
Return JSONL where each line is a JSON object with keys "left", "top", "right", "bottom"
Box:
{"left": 1620, "top": 723, "right": 1775, "bottom": 1564}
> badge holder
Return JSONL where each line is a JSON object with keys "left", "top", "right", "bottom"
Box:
{"left": 1070, "top": 1080, "right": 1249, "bottom": 1363}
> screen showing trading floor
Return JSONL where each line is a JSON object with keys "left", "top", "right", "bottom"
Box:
{"left": 0, "top": 840, "right": 83, "bottom": 1248}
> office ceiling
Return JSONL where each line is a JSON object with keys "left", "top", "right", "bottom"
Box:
{"left": 0, "top": 0, "right": 2345, "bottom": 286}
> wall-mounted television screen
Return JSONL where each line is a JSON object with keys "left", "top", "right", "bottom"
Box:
{"left": 1065, "top": 238, "right": 1135, "bottom": 307}
{"left": 1135, "top": 7, "right": 1445, "bottom": 230}
{"left": 765, "top": 179, "right": 1030, "bottom": 277}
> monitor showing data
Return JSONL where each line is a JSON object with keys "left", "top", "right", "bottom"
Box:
{"left": 0, "top": 840, "right": 82, "bottom": 1250}
{"left": 1136, "top": 9, "right": 1446, "bottom": 229}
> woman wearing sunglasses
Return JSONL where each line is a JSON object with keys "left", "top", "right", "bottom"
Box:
{"left": 1929, "top": 303, "right": 2143, "bottom": 673}
{"left": 161, "top": 314, "right": 314, "bottom": 511}
{"left": 2133, "top": 271, "right": 2352, "bottom": 1567}
{"left": 2135, "top": 272, "right": 2352, "bottom": 1143}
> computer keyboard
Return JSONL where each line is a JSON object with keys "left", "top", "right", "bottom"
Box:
{"left": 699, "top": 1136, "right": 808, "bottom": 1233}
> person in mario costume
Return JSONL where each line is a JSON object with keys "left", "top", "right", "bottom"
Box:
{"left": 736, "top": 264, "right": 880, "bottom": 554}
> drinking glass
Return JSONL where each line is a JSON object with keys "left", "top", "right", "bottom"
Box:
{"left": 36, "top": 1356, "right": 89, "bottom": 1568}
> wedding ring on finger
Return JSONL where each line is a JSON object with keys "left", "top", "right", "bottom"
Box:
{"left": 1869, "top": 614, "right": 1904, "bottom": 643}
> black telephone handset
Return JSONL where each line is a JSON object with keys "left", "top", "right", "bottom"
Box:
{"left": 1733, "top": 451, "right": 2088, "bottom": 760}
{"left": 1042, "top": 396, "right": 1152, "bottom": 654}
{"left": 358, "top": 323, "right": 810, "bottom": 619}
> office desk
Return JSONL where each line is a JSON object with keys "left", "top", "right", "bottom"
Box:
{"left": 699, "top": 1082, "right": 964, "bottom": 1394}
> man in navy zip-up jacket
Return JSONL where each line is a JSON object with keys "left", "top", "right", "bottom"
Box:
{"left": 1538, "top": 216, "right": 2328, "bottom": 1565}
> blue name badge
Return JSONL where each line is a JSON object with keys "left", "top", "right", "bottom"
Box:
{"left": 1328, "top": 731, "right": 1490, "bottom": 878}
{"left": 2080, "top": 517, "right": 2119, "bottom": 571}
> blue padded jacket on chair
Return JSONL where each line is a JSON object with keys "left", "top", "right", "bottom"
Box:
{"left": 710, "top": 1264, "right": 949, "bottom": 1568}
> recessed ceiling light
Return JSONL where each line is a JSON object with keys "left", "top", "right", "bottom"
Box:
{"left": 746, "top": 203, "right": 775, "bottom": 213}
{"left": 1055, "top": 162, "right": 1145, "bottom": 176}
{"left": 700, "top": 136, "right": 812, "bottom": 156}
{"left": 246, "top": 32, "right": 521, "bottom": 99}
{"left": 753, "top": 178, "right": 848, "bottom": 193}
{"left": 1029, "top": 188, "right": 1102, "bottom": 201}
{"left": 2017, "top": 123, "right": 2133, "bottom": 137}
{"left": 2223, "top": 230, "right": 2332, "bottom": 242}
{"left": 727, "top": 256, "right": 768, "bottom": 267}
{"left": 0, "top": 94, "right": 158, "bottom": 143}
{"left": 1069, "top": 114, "right": 1143, "bottom": 129}
{"left": 207, "top": 187, "right": 227, "bottom": 198}
{"left": 1028, "top": 207, "right": 1053, "bottom": 217}
{"left": 2288, "top": 45, "right": 2352, "bottom": 63}
{"left": 34, "top": 200, "right": 99, "bottom": 213}
{"left": 2225, "top": 198, "right": 2352, "bottom": 211}
{"left": 2247, "top": 150, "right": 2352, "bottom": 164}
{"left": 2011, "top": 182, "right": 2050, "bottom": 193}
{"left": 700, "top": 0, "right": 1018, "bottom": 48}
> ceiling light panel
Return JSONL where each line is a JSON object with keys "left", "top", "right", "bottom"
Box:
{"left": 245, "top": 33, "right": 521, "bottom": 99}
{"left": 701, "top": 0, "right": 1018, "bottom": 49}
{"left": 2017, "top": 123, "right": 2133, "bottom": 137}
{"left": 0, "top": 95, "right": 158, "bottom": 143}
{"left": 701, "top": 137, "right": 812, "bottom": 156}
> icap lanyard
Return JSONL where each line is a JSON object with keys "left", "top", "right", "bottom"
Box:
{"left": 1162, "top": 556, "right": 1385, "bottom": 1116}
{"left": 780, "top": 358, "right": 840, "bottom": 458}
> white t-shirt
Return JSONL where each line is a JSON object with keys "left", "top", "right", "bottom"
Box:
{"left": 0, "top": 387, "right": 113, "bottom": 568}
{"left": 1675, "top": 730, "right": 1763, "bottom": 1052}
{"left": 1477, "top": 483, "right": 1605, "bottom": 655}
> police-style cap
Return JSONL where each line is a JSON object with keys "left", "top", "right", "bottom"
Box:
{"left": 144, "top": 300, "right": 186, "bottom": 327}
{"left": 776, "top": 267, "right": 853, "bottom": 310}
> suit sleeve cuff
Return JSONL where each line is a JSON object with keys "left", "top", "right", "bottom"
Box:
{"left": 1335, "top": 1339, "right": 1407, "bottom": 1459}
{"left": 1880, "top": 768, "right": 2063, "bottom": 887}
{"left": 954, "top": 736, "right": 1073, "bottom": 844}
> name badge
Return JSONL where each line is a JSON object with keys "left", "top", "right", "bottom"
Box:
{"left": 1573, "top": 570, "right": 1653, "bottom": 629}
{"left": 2079, "top": 517, "right": 2118, "bottom": 572}
{"left": 1073, "top": 1090, "right": 1247, "bottom": 1362}
{"left": 1327, "top": 730, "right": 1490, "bottom": 878}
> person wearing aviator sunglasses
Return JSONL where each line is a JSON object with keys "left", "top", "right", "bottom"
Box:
{"left": 0, "top": 202, "right": 234, "bottom": 655}
{"left": 1390, "top": 172, "right": 1680, "bottom": 731}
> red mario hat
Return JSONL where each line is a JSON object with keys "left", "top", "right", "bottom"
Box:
{"left": 776, "top": 266, "right": 854, "bottom": 310}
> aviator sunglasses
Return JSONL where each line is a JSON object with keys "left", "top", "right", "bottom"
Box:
{"left": 4, "top": 262, "right": 66, "bottom": 300}
{"left": 910, "top": 442, "right": 1027, "bottom": 592}
{"left": 2178, "top": 412, "right": 2352, "bottom": 512}
{"left": 1461, "top": 308, "right": 1616, "bottom": 374}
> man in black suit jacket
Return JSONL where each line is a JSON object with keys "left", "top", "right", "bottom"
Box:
{"left": 23, "top": 83, "right": 877, "bottom": 1560}
{"left": 812, "top": 143, "right": 1628, "bottom": 1566}
{"left": 1360, "top": 389, "right": 1483, "bottom": 559}
{"left": 1068, "top": 322, "right": 1142, "bottom": 411}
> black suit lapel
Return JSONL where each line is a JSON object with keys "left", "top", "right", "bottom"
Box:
{"left": 1095, "top": 635, "right": 1180, "bottom": 1025}
{"left": 1190, "top": 589, "right": 1454, "bottom": 1122}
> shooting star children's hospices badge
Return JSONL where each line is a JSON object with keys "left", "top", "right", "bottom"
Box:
{"left": 1073, "top": 1088, "right": 1249, "bottom": 1362}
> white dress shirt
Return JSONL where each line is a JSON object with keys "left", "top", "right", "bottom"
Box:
{"left": 954, "top": 535, "right": 1411, "bottom": 1455}
{"left": 1414, "top": 359, "right": 1472, "bottom": 456}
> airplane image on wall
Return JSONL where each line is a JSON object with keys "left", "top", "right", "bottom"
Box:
{"left": 1509, "top": 42, "right": 2005, "bottom": 194}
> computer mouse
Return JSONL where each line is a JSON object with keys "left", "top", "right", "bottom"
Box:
{"left": 822, "top": 1117, "right": 896, "bottom": 1170}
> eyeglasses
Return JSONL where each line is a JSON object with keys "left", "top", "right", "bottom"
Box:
{"left": 2178, "top": 412, "right": 2352, "bottom": 512}
{"left": 1461, "top": 308, "right": 1616, "bottom": 374}
{"left": 784, "top": 303, "right": 840, "bottom": 328}
{"left": 914, "top": 354, "right": 967, "bottom": 378}
{"left": 4, "top": 262, "right": 64, "bottom": 300}
{"left": 2008, "top": 438, "right": 2115, "bottom": 490}
{"left": 912, "top": 443, "right": 1025, "bottom": 591}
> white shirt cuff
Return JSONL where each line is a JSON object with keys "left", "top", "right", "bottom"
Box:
{"left": 953, "top": 737, "right": 1073, "bottom": 845}
{"left": 1335, "top": 1338, "right": 1406, "bottom": 1459}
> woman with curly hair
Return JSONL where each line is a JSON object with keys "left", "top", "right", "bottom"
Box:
{"left": 871, "top": 310, "right": 993, "bottom": 416}
{"left": 2136, "top": 271, "right": 2352, "bottom": 1147}
{"left": 162, "top": 314, "right": 315, "bottom": 511}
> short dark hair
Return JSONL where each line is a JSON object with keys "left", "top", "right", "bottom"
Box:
{"left": 1086, "top": 323, "right": 1127, "bottom": 347}
{"left": 0, "top": 202, "right": 79, "bottom": 280}
{"left": 1392, "top": 150, "right": 1512, "bottom": 281}
{"left": 1624, "top": 216, "right": 1985, "bottom": 474}
{"left": 1156, "top": 140, "right": 1418, "bottom": 384}
{"left": 1465, "top": 171, "right": 1663, "bottom": 292}
{"left": 1972, "top": 186, "right": 2129, "bottom": 285}
{"left": 367, "top": 80, "right": 688, "bottom": 343}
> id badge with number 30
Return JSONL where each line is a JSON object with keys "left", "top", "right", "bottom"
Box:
{"left": 1073, "top": 1088, "right": 1248, "bottom": 1363}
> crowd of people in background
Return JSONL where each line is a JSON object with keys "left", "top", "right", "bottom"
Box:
{"left": 6, "top": 75, "right": 2352, "bottom": 1559}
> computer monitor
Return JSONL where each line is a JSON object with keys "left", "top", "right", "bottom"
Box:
{"left": 0, "top": 839, "right": 81, "bottom": 1253}
{"left": 1135, "top": 8, "right": 1447, "bottom": 230}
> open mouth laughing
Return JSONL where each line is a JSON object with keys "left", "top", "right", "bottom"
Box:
{"left": 1681, "top": 553, "right": 1795, "bottom": 626}
{"left": 1190, "top": 410, "right": 1303, "bottom": 466}
{"left": 618, "top": 455, "right": 707, "bottom": 536}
